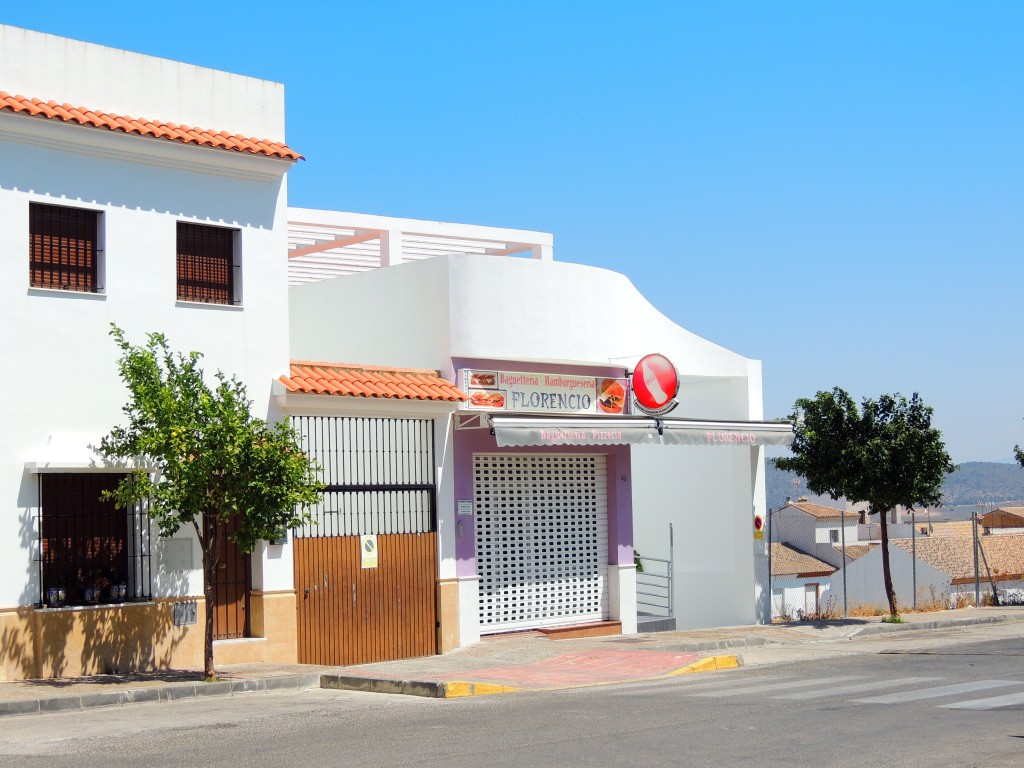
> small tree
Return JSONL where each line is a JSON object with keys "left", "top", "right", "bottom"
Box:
{"left": 774, "top": 388, "right": 955, "bottom": 617}
{"left": 100, "top": 326, "right": 321, "bottom": 680}
{"left": 1015, "top": 443, "right": 1023, "bottom": 470}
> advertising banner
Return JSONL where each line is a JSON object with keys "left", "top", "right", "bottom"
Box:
{"left": 462, "top": 369, "right": 630, "bottom": 416}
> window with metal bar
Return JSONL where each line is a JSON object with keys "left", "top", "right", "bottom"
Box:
{"left": 292, "top": 416, "right": 437, "bottom": 537}
{"left": 176, "top": 222, "right": 239, "bottom": 304}
{"left": 37, "top": 473, "right": 153, "bottom": 607}
{"left": 29, "top": 202, "right": 101, "bottom": 292}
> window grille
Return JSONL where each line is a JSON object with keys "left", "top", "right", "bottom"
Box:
{"left": 176, "top": 222, "right": 238, "bottom": 304}
{"left": 36, "top": 473, "right": 153, "bottom": 607}
{"left": 29, "top": 203, "right": 100, "bottom": 292}
{"left": 292, "top": 416, "right": 436, "bottom": 537}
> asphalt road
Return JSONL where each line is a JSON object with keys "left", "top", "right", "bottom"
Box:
{"left": 3, "top": 628, "right": 1023, "bottom": 768}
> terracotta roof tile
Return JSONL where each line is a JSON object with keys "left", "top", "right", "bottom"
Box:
{"left": 836, "top": 543, "right": 877, "bottom": 562}
{"left": 770, "top": 543, "right": 836, "bottom": 577}
{"left": 892, "top": 534, "right": 1024, "bottom": 583}
{"left": 788, "top": 500, "right": 849, "bottom": 520}
{"left": 281, "top": 361, "right": 468, "bottom": 402}
{"left": 0, "top": 91, "right": 302, "bottom": 161}
{"left": 927, "top": 521, "right": 975, "bottom": 538}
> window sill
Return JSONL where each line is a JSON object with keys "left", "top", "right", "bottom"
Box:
{"left": 35, "top": 600, "right": 152, "bottom": 612}
{"left": 28, "top": 287, "right": 106, "bottom": 300}
{"left": 175, "top": 300, "right": 243, "bottom": 311}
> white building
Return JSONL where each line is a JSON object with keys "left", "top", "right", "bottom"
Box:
{"left": 769, "top": 543, "right": 836, "bottom": 620}
{"left": 771, "top": 499, "right": 860, "bottom": 570}
{"left": 286, "top": 209, "right": 792, "bottom": 649}
{"left": 0, "top": 26, "right": 299, "bottom": 680}
{"left": 1, "top": 25, "right": 792, "bottom": 679}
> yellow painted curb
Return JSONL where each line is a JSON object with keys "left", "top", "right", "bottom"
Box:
{"left": 666, "top": 655, "right": 742, "bottom": 677}
{"left": 443, "top": 681, "right": 520, "bottom": 698}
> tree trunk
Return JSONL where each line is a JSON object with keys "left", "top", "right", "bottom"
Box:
{"left": 203, "top": 554, "right": 217, "bottom": 680}
{"left": 878, "top": 506, "right": 899, "bottom": 617}
{"left": 198, "top": 513, "right": 220, "bottom": 681}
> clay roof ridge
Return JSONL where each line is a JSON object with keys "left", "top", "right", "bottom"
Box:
{"left": 0, "top": 91, "right": 302, "bottom": 161}
{"left": 289, "top": 359, "right": 447, "bottom": 377}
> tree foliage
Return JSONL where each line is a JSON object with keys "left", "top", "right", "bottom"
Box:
{"left": 99, "top": 325, "right": 321, "bottom": 679}
{"left": 1015, "top": 443, "right": 1023, "bottom": 470}
{"left": 773, "top": 388, "right": 956, "bottom": 616}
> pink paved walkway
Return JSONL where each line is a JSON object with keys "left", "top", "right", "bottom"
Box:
{"left": 354, "top": 649, "right": 701, "bottom": 687}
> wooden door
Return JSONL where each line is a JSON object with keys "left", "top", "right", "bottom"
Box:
{"left": 208, "top": 514, "right": 251, "bottom": 640}
{"left": 294, "top": 533, "right": 437, "bottom": 665}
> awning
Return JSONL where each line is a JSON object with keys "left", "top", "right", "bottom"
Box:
{"left": 486, "top": 414, "right": 793, "bottom": 448}
{"left": 660, "top": 418, "right": 795, "bottom": 447}
{"left": 489, "top": 415, "right": 662, "bottom": 447}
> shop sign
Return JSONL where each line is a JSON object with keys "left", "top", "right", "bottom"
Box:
{"left": 462, "top": 369, "right": 630, "bottom": 416}
{"left": 632, "top": 354, "right": 679, "bottom": 416}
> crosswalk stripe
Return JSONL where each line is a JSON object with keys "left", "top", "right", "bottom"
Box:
{"left": 940, "top": 690, "right": 1024, "bottom": 711}
{"left": 693, "top": 676, "right": 866, "bottom": 698}
{"left": 772, "top": 677, "right": 943, "bottom": 700}
{"left": 853, "top": 680, "right": 1020, "bottom": 705}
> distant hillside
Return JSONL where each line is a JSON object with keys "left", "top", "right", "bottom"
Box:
{"left": 766, "top": 461, "right": 1024, "bottom": 512}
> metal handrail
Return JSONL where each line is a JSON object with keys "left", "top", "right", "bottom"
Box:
{"left": 636, "top": 553, "right": 674, "bottom": 618}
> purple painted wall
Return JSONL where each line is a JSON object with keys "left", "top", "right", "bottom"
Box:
{"left": 452, "top": 429, "right": 633, "bottom": 577}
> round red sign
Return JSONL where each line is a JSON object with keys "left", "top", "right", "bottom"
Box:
{"left": 632, "top": 354, "right": 679, "bottom": 415}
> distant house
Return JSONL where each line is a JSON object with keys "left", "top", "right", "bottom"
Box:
{"left": 981, "top": 508, "right": 1024, "bottom": 534}
{"left": 769, "top": 543, "right": 836, "bottom": 620}
{"left": 771, "top": 499, "right": 859, "bottom": 570}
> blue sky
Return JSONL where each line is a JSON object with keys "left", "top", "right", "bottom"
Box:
{"left": 6, "top": 2, "right": 1022, "bottom": 462}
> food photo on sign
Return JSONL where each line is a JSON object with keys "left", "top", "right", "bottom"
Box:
{"left": 596, "top": 378, "right": 627, "bottom": 414}
{"left": 469, "top": 390, "right": 505, "bottom": 408}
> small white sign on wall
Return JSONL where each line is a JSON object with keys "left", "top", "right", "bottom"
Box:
{"left": 360, "top": 535, "right": 378, "bottom": 569}
{"left": 457, "top": 500, "right": 474, "bottom": 517}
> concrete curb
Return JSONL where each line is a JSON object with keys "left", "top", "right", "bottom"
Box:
{"left": 0, "top": 672, "right": 324, "bottom": 718}
{"left": 667, "top": 655, "right": 742, "bottom": 676}
{"left": 319, "top": 673, "right": 518, "bottom": 698}
{"left": 663, "top": 637, "right": 770, "bottom": 653}
{"left": 847, "top": 613, "right": 1022, "bottom": 638}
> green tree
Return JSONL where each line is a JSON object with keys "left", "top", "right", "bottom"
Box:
{"left": 1015, "top": 443, "right": 1023, "bottom": 469}
{"left": 773, "top": 388, "right": 956, "bottom": 617}
{"left": 99, "top": 326, "right": 321, "bottom": 680}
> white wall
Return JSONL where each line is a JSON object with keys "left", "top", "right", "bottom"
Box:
{"left": 289, "top": 254, "right": 756, "bottom": 377}
{"left": 633, "top": 443, "right": 760, "bottom": 628}
{"left": 0, "top": 25, "right": 285, "bottom": 140}
{"left": 826, "top": 545, "right": 949, "bottom": 611}
{"left": 0, "top": 33, "right": 292, "bottom": 608}
{"left": 771, "top": 578, "right": 825, "bottom": 620}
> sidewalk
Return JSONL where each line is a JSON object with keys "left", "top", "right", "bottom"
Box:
{"left": 2, "top": 606, "right": 1021, "bottom": 717}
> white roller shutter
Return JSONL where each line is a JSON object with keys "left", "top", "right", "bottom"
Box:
{"left": 473, "top": 453, "right": 609, "bottom": 633}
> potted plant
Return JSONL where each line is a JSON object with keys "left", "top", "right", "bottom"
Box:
{"left": 81, "top": 571, "right": 109, "bottom": 605}
{"left": 107, "top": 572, "right": 127, "bottom": 603}
{"left": 45, "top": 584, "right": 66, "bottom": 608}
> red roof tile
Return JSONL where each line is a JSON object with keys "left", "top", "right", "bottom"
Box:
{"left": 788, "top": 500, "right": 849, "bottom": 520}
{"left": 0, "top": 91, "right": 302, "bottom": 161}
{"left": 770, "top": 543, "right": 836, "bottom": 577}
{"left": 281, "top": 361, "right": 468, "bottom": 402}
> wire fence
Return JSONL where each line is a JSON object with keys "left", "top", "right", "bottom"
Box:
{"left": 767, "top": 506, "right": 1024, "bottom": 621}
